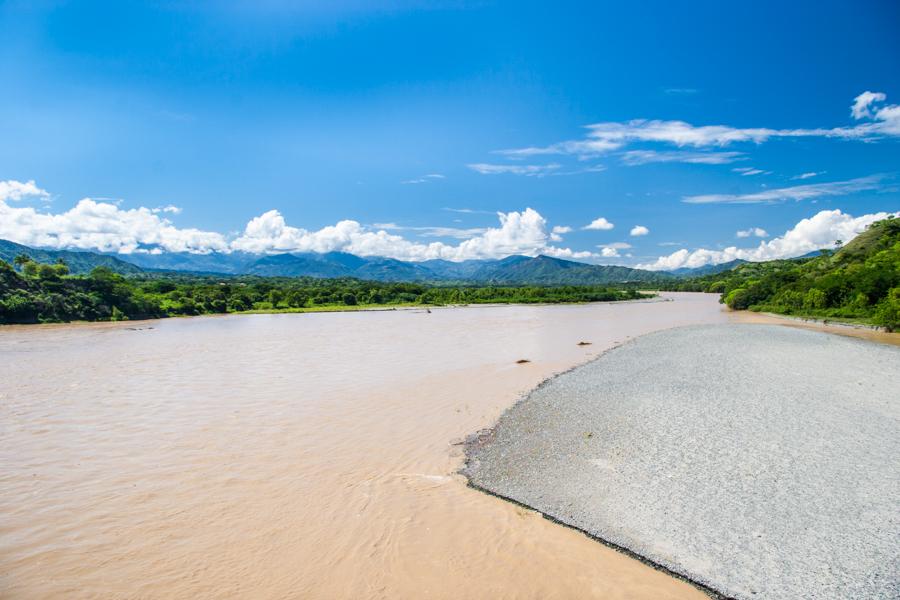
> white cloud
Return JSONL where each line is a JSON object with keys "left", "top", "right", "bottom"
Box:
{"left": 230, "top": 207, "right": 595, "bottom": 261}
{"left": 683, "top": 174, "right": 886, "bottom": 204}
{"left": 495, "top": 92, "right": 900, "bottom": 160}
{"left": 0, "top": 179, "right": 50, "bottom": 202}
{"left": 0, "top": 197, "right": 229, "bottom": 254}
{"left": 597, "top": 241, "right": 632, "bottom": 257}
{"left": 467, "top": 163, "right": 561, "bottom": 176}
{"left": 0, "top": 182, "right": 599, "bottom": 261}
{"left": 496, "top": 140, "right": 621, "bottom": 159}
{"left": 401, "top": 173, "right": 445, "bottom": 184}
{"left": 372, "top": 223, "right": 489, "bottom": 239}
{"left": 630, "top": 225, "right": 649, "bottom": 236}
{"left": 152, "top": 205, "right": 183, "bottom": 214}
{"left": 442, "top": 207, "right": 495, "bottom": 215}
{"left": 549, "top": 225, "right": 573, "bottom": 242}
{"left": 732, "top": 167, "right": 768, "bottom": 176}
{"left": 736, "top": 227, "right": 768, "bottom": 238}
{"left": 639, "top": 209, "right": 898, "bottom": 270}
{"left": 584, "top": 217, "right": 615, "bottom": 230}
{"left": 851, "top": 91, "right": 886, "bottom": 120}
{"left": 792, "top": 171, "right": 824, "bottom": 180}
{"left": 621, "top": 150, "right": 744, "bottom": 166}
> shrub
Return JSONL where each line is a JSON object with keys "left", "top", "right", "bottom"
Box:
{"left": 873, "top": 287, "right": 900, "bottom": 332}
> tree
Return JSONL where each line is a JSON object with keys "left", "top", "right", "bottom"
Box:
{"left": 874, "top": 287, "right": 900, "bottom": 332}
{"left": 803, "top": 288, "right": 827, "bottom": 310}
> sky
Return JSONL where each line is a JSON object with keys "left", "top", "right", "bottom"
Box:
{"left": 1, "top": 0, "right": 898, "bottom": 269}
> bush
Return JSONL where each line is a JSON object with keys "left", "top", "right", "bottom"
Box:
{"left": 873, "top": 287, "right": 900, "bottom": 332}
{"left": 803, "top": 288, "right": 827, "bottom": 310}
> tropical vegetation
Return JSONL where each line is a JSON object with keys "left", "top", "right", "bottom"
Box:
{"left": 0, "top": 256, "right": 648, "bottom": 324}
{"left": 661, "top": 217, "right": 900, "bottom": 330}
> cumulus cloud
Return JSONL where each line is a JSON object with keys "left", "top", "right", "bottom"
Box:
{"left": 683, "top": 174, "right": 886, "bottom": 204}
{"left": 597, "top": 241, "right": 632, "bottom": 257}
{"left": 639, "top": 209, "right": 897, "bottom": 270}
{"left": 736, "top": 227, "right": 768, "bottom": 238}
{"left": 0, "top": 181, "right": 601, "bottom": 261}
{"left": 0, "top": 179, "right": 50, "bottom": 202}
{"left": 0, "top": 197, "right": 229, "bottom": 254}
{"left": 153, "top": 205, "right": 183, "bottom": 214}
{"left": 584, "top": 217, "right": 615, "bottom": 230}
{"left": 550, "top": 225, "right": 572, "bottom": 242}
{"left": 630, "top": 225, "right": 649, "bottom": 236}
{"left": 851, "top": 91, "right": 886, "bottom": 120}
{"left": 230, "top": 207, "right": 592, "bottom": 260}
{"left": 621, "top": 150, "right": 744, "bottom": 166}
{"left": 494, "top": 92, "right": 900, "bottom": 160}
{"left": 467, "top": 163, "right": 561, "bottom": 176}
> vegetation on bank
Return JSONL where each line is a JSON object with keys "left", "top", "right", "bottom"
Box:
{"left": 0, "top": 256, "right": 650, "bottom": 324}
{"left": 659, "top": 217, "right": 900, "bottom": 331}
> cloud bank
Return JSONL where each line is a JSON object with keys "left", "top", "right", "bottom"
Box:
{"left": 639, "top": 209, "right": 898, "bottom": 270}
{"left": 0, "top": 180, "right": 591, "bottom": 262}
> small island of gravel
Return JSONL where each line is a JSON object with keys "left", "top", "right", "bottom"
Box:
{"left": 463, "top": 324, "right": 900, "bottom": 600}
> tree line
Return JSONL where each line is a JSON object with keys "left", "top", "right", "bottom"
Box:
{"left": 0, "top": 256, "right": 649, "bottom": 324}
{"left": 658, "top": 217, "right": 900, "bottom": 331}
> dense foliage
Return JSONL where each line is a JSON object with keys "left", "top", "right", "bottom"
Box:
{"left": 660, "top": 217, "right": 900, "bottom": 330}
{"left": 0, "top": 256, "right": 649, "bottom": 324}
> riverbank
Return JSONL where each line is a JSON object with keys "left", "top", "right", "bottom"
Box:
{"left": 0, "top": 294, "right": 664, "bottom": 329}
{"left": 732, "top": 308, "right": 900, "bottom": 346}
{"left": 464, "top": 324, "right": 900, "bottom": 599}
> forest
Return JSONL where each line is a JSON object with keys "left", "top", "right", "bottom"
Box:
{"left": 660, "top": 217, "right": 900, "bottom": 330}
{"left": 0, "top": 255, "right": 648, "bottom": 324}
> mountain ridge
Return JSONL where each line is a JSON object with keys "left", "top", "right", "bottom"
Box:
{"left": 0, "top": 239, "right": 671, "bottom": 284}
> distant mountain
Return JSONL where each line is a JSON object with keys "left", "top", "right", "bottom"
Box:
{"left": 668, "top": 259, "right": 747, "bottom": 277}
{"left": 1, "top": 239, "right": 671, "bottom": 284}
{"left": 0, "top": 239, "right": 143, "bottom": 275}
{"left": 121, "top": 251, "right": 258, "bottom": 274}
{"left": 471, "top": 255, "right": 668, "bottom": 284}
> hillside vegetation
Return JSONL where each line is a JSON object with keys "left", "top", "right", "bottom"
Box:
{"left": 0, "top": 256, "right": 649, "bottom": 324}
{"left": 0, "top": 239, "right": 143, "bottom": 275}
{"left": 664, "top": 217, "right": 900, "bottom": 330}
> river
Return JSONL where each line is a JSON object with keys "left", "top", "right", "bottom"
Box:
{"left": 1, "top": 293, "right": 731, "bottom": 599}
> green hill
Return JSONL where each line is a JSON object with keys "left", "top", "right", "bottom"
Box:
{"left": 668, "top": 217, "right": 900, "bottom": 330}
{"left": 0, "top": 239, "right": 143, "bottom": 275}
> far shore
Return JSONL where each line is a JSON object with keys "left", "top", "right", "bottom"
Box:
{"left": 0, "top": 294, "right": 667, "bottom": 330}
{"left": 5, "top": 294, "right": 899, "bottom": 347}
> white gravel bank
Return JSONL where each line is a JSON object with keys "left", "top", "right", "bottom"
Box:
{"left": 464, "top": 324, "right": 900, "bottom": 599}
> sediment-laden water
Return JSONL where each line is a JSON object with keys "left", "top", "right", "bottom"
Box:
{"left": 1, "top": 293, "right": 729, "bottom": 599}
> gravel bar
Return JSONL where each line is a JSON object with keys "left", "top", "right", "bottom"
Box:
{"left": 463, "top": 324, "right": 900, "bottom": 599}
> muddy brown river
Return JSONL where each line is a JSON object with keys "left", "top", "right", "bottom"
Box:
{"left": 2, "top": 293, "right": 736, "bottom": 599}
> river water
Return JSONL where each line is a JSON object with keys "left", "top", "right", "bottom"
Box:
{"left": 1, "top": 293, "right": 731, "bottom": 599}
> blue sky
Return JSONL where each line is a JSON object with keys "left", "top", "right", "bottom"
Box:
{"left": 1, "top": 1, "right": 898, "bottom": 268}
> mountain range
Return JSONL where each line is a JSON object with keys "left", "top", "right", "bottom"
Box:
{"left": 2, "top": 238, "right": 740, "bottom": 284}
